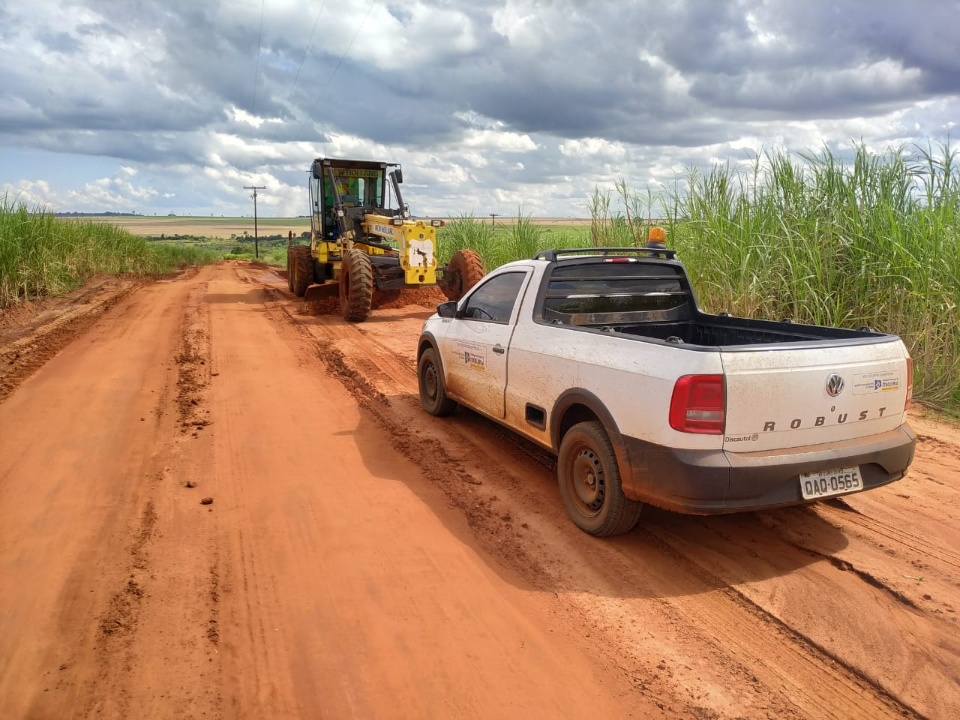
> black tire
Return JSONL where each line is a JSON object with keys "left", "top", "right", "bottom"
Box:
{"left": 285, "top": 247, "right": 294, "bottom": 292}
{"left": 557, "top": 421, "right": 642, "bottom": 536}
{"left": 291, "top": 245, "right": 313, "bottom": 297}
{"left": 339, "top": 248, "right": 374, "bottom": 322}
{"left": 441, "top": 249, "right": 485, "bottom": 301}
{"left": 417, "top": 347, "right": 457, "bottom": 416}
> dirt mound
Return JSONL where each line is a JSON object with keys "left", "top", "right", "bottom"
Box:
{"left": 303, "top": 297, "right": 341, "bottom": 316}
{"left": 377, "top": 286, "right": 447, "bottom": 309}
{"left": 302, "top": 286, "right": 447, "bottom": 316}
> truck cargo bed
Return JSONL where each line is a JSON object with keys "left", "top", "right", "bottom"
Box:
{"left": 602, "top": 314, "right": 881, "bottom": 347}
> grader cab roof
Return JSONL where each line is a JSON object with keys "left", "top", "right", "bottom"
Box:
{"left": 310, "top": 158, "right": 399, "bottom": 179}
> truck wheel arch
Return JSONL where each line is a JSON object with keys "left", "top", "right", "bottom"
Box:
{"left": 551, "top": 390, "right": 636, "bottom": 499}
{"left": 418, "top": 334, "right": 448, "bottom": 378}
{"left": 417, "top": 334, "right": 439, "bottom": 364}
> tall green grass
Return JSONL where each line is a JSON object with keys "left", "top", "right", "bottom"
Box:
{"left": 441, "top": 144, "right": 959, "bottom": 411}
{"left": 666, "top": 144, "right": 959, "bottom": 410}
{"left": 438, "top": 209, "right": 580, "bottom": 268}
{"left": 0, "top": 197, "right": 219, "bottom": 307}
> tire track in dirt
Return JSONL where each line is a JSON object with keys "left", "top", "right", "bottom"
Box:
{"left": 0, "top": 278, "right": 141, "bottom": 403}
{"left": 81, "top": 276, "right": 223, "bottom": 719}
{"left": 260, "top": 285, "right": 556, "bottom": 586}
{"left": 253, "top": 276, "right": 937, "bottom": 719}
{"left": 817, "top": 504, "right": 960, "bottom": 574}
{"left": 644, "top": 519, "right": 934, "bottom": 714}
{"left": 639, "top": 528, "right": 922, "bottom": 719}
{"left": 916, "top": 433, "right": 960, "bottom": 464}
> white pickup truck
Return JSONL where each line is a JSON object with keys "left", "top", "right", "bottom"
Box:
{"left": 416, "top": 243, "right": 916, "bottom": 536}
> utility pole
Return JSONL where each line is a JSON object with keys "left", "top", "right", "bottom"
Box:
{"left": 244, "top": 185, "right": 266, "bottom": 259}
{"left": 489, "top": 213, "right": 500, "bottom": 228}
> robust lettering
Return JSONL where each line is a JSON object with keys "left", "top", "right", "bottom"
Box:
{"left": 763, "top": 407, "right": 886, "bottom": 432}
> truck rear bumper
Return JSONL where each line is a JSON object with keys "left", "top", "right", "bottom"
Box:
{"left": 620, "top": 424, "right": 916, "bottom": 514}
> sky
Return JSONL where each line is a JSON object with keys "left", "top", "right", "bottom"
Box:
{"left": 1, "top": 0, "right": 958, "bottom": 218}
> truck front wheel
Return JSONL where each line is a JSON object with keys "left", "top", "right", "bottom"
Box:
{"left": 557, "top": 421, "right": 642, "bottom": 536}
{"left": 417, "top": 348, "right": 457, "bottom": 417}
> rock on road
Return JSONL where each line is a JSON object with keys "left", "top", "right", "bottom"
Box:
{"left": 1, "top": 262, "right": 959, "bottom": 719}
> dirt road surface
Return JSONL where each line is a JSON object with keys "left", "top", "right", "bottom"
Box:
{"left": 1, "top": 262, "right": 958, "bottom": 719}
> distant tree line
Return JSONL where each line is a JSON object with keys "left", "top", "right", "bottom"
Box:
{"left": 55, "top": 212, "right": 144, "bottom": 217}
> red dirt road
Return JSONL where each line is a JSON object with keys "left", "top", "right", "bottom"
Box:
{"left": 1, "top": 262, "right": 958, "bottom": 719}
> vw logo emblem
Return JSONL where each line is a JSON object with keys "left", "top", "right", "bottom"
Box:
{"left": 825, "top": 374, "right": 845, "bottom": 397}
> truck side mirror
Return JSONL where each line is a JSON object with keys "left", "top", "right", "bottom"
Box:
{"left": 436, "top": 301, "right": 457, "bottom": 318}
{"left": 395, "top": 168, "right": 403, "bottom": 184}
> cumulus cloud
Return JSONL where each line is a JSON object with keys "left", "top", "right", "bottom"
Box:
{"left": 1, "top": 0, "right": 958, "bottom": 217}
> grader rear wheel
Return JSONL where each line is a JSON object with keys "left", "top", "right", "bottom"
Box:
{"left": 339, "top": 249, "right": 374, "bottom": 322}
{"left": 441, "top": 249, "right": 485, "bottom": 301}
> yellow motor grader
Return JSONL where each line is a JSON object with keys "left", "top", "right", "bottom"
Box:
{"left": 287, "top": 157, "right": 484, "bottom": 322}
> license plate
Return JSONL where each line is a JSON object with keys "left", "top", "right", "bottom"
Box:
{"left": 799, "top": 466, "right": 863, "bottom": 500}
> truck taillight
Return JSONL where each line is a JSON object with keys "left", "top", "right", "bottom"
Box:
{"left": 669, "top": 375, "right": 725, "bottom": 434}
{"left": 905, "top": 357, "right": 913, "bottom": 411}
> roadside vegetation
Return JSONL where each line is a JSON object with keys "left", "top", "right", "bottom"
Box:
{"left": 440, "top": 143, "right": 960, "bottom": 413}
{"left": 0, "top": 197, "right": 219, "bottom": 308}
{"left": 146, "top": 233, "right": 301, "bottom": 266}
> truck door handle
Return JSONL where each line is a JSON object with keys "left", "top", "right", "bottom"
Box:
{"left": 493, "top": 344, "right": 505, "bottom": 355}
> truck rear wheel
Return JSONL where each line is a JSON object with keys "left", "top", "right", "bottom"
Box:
{"left": 339, "top": 249, "right": 374, "bottom": 322}
{"left": 291, "top": 245, "right": 313, "bottom": 297}
{"left": 557, "top": 421, "right": 642, "bottom": 536}
{"left": 418, "top": 347, "right": 457, "bottom": 416}
{"left": 441, "top": 249, "right": 485, "bottom": 301}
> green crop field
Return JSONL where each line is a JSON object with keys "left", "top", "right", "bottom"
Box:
{"left": 0, "top": 198, "right": 219, "bottom": 307}
{"left": 76, "top": 215, "right": 311, "bottom": 239}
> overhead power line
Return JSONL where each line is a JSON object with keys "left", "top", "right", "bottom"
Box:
{"left": 285, "top": 0, "right": 330, "bottom": 104}
{"left": 309, "top": 0, "right": 376, "bottom": 113}
{"left": 252, "top": 0, "right": 265, "bottom": 113}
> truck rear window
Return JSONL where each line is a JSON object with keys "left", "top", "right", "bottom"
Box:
{"left": 543, "top": 263, "right": 688, "bottom": 317}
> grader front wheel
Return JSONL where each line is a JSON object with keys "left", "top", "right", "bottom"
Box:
{"left": 291, "top": 246, "right": 313, "bottom": 297}
{"left": 339, "top": 249, "right": 374, "bottom": 322}
{"left": 441, "top": 249, "right": 485, "bottom": 301}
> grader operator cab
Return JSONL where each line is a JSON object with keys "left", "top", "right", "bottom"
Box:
{"left": 286, "top": 158, "right": 484, "bottom": 322}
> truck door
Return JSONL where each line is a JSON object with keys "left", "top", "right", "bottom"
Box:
{"left": 441, "top": 270, "right": 531, "bottom": 418}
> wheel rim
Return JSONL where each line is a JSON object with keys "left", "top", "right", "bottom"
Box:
{"left": 423, "top": 362, "right": 439, "bottom": 401}
{"left": 569, "top": 444, "right": 605, "bottom": 515}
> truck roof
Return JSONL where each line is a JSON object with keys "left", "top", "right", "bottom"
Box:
{"left": 533, "top": 247, "right": 679, "bottom": 262}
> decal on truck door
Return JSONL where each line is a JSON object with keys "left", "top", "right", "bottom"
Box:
{"left": 455, "top": 341, "right": 486, "bottom": 372}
